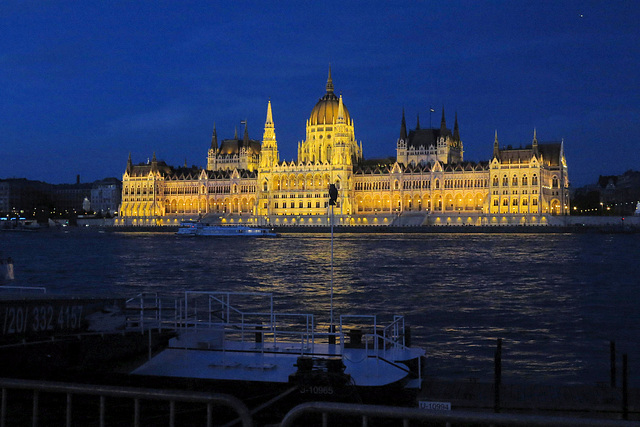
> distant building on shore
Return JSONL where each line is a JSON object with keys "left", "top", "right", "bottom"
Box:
{"left": 117, "top": 69, "right": 570, "bottom": 227}
{"left": 0, "top": 177, "right": 121, "bottom": 219}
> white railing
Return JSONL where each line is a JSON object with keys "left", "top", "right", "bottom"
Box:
{"left": 126, "top": 291, "right": 409, "bottom": 360}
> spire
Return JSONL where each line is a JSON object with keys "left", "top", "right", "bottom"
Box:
{"left": 210, "top": 123, "right": 218, "bottom": 150}
{"left": 400, "top": 109, "right": 407, "bottom": 140}
{"left": 532, "top": 128, "right": 539, "bottom": 155}
{"left": 337, "top": 94, "right": 345, "bottom": 123}
{"left": 453, "top": 112, "right": 460, "bottom": 141}
{"left": 126, "top": 152, "right": 132, "bottom": 173}
{"left": 493, "top": 130, "right": 500, "bottom": 158}
{"left": 416, "top": 113, "right": 420, "bottom": 130}
{"left": 440, "top": 106, "right": 447, "bottom": 134}
{"left": 326, "top": 64, "right": 334, "bottom": 94}
{"left": 266, "top": 100, "right": 273, "bottom": 125}
{"left": 243, "top": 120, "right": 249, "bottom": 145}
{"left": 151, "top": 152, "right": 157, "bottom": 171}
{"left": 234, "top": 126, "right": 238, "bottom": 140}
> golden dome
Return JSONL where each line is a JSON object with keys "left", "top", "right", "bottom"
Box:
{"left": 309, "top": 68, "right": 351, "bottom": 126}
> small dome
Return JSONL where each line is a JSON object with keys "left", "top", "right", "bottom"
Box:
{"left": 309, "top": 68, "right": 351, "bottom": 126}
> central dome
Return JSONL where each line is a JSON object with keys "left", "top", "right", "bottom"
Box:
{"left": 309, "top": 69, "right": 351, "bottom": 126}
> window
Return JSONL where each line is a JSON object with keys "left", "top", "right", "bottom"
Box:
{"left": 532, "top": 199, "right": 538, "bottom": 206}
{"left": 275, "top": 202, "right": 279, "bottom": 209}
{"left": 493, "top": 199, "right": 499, "bottom": 206}
{"left": 512, "top": 199, "right": 518, "bottom": 206}
{"left": 522, "top": 175, "right": 528, "bottom": 186}
{"left": 532, "top": 175, "right": 538, "bottom": 186}
{"left": 552, "top": 176, "right": 559, "bottom": 188}
{"left": 512, "top": 175, "right": 518, "bottom": 186}
{"left": 299, "top": 202, "right": 303, "bottom": 208}
{"left": 502, "top": 199, "right": 508, "bottom": 206}
{"left": 522, "top": 199, "right": 528, "bottom": 206}
{"left": 502, "top": 175, "right": 508, "bottom": 186}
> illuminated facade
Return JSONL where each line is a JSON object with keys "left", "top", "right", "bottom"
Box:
{"left": 117, "top": 69, "right": 569, "bottom": 227}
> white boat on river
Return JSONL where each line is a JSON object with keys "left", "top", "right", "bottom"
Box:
{"left": 176, "top": 221, "right": 278, "bottom": 237}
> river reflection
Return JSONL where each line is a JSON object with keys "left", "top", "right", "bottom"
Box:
{"left": 3, "top": 230, "right": 639, "bottom": 385}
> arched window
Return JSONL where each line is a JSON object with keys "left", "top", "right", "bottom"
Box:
{"left": 552, "top": 176, "right": 559, "bottom": 188}
{"left": 394, "top": 180, "right": 399, "bottom": 190}
{"left": 512, "top": 175, "right": 518, "bottom": 186}
{"left": 435, "top": 179, "right": 440, "bottom": 189}
{"left": 522, "top": 175, "right": 528, "bottom": 186}
{"left": 532, "top": 174, "right": 538, "bottom": 186}
{"left": 502, "top": 175, "right": 508, "bottom": 186}
{"left": 262, "top": 181, "right": 268, "bottom": 192}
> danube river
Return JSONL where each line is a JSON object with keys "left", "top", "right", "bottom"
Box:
{"left": 2, "top": 229, "right": 639, "bottom": 386}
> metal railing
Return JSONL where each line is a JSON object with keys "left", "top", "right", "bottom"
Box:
{"left": 0, "top": 377, "right": 252, "bottom": 427}
{"left": 280, "top": 401, "right": 640, "bottom": 427}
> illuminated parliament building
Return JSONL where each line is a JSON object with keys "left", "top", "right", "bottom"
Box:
{"left": 117, "top": 69, "right": 570, "bottom": 227}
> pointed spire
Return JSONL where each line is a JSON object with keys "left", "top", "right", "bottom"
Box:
{"left": 337, "top": 94, "right": 345, "bottom": 123}
{"left": 243, "top": 120, "right": 249, "bottom": 144}
{"left": 151, "top": 152, "right": 157, "bottom": 171}
{"left": 400, "top": 109, "right": 407, "bottom": 140}
{"left": 493, "top": 130, "right": 500, "bottom": 158}
{"left": 210, "top": 123, "right": 218, "bottom": 150}
{"left": 440, "top": 106, "right": 447, "bottom": 134}
{"left": 326, "top": 64, "right": 334, "bottom": 94}
{"left": 532, "top": 128, "right": 539, "bottom": 155}
{"left": 234, "top": 126, "right": 238, "bottom": 140}
{"left": 126, "top": 152, "right": 132, "bottom": 173}
{"left": 266, "top": 100, "right": 273, "bottom": 125}
{"left": 416, "top": 113, "right": 421, "bottom": 130}
{"left": 453, "top": 112, "right": 460, "bottom": 141}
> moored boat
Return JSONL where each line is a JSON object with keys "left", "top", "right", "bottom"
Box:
{"left": 176, "top": 221, "right": 279, "bottom": 237}
{"left": 129, "top": 291, "right": 424, "bottom": 406}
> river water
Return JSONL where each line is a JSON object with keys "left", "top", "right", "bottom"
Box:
{"left": 2, "top": 229, "right": 638, "bottom": 386}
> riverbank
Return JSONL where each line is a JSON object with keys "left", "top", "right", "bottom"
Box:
{"left": 100, "top": 223, "right": 638, "bottom": 234}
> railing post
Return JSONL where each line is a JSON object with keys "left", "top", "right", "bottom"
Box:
{"left": 1, "top": 388, "right": 5, "bottom": 427}
{"left": 494, "top": 338, "right": 502, "bottom": 413}
{"left": 66, "top": 393, "right": 72, "bottom": 427}
{"left": 610, "top": 341, "right": 616, "bottom": 388}
{"left": 169, "top": 400, "right": 175, "bottom": 427}
{"left": 622, "top": 353, "right": 628, "bottom": 420}
{"left": 207, "top": 402, "right": 212, "bottom": 427}
{"left": 134, "top": 398, "right": 140, "bottom": 427}
{"left": 100, "top": 395, "right": 105, "bottom": 427}
{"left": 32, "top": 390, "right": 38, "bottom": 427}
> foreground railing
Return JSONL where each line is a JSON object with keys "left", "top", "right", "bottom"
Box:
{"left": 280, "top": 401, "right": 640, "bottom": 427}
{"left": 0, "top": 377, "right": 252, "bottom": 427}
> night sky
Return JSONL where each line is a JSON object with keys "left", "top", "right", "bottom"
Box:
{"left": 2, "top": 1, "right": 638, "bottom": 187}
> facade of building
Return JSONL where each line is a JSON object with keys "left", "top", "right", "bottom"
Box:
{"left": 117, "top": 70, "right": 570, "bottom": 227}
{"left": 90, "top": 178, "right": 122, "bottom": 215}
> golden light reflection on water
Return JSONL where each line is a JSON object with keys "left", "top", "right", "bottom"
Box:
{"left": 4, "top": 231, "right": 640, "bottom": 385}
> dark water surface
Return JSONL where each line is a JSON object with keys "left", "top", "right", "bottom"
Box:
{"left": 2, "top": 230, "right": 639, "bottom": 386}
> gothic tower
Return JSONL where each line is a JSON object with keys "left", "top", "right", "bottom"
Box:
{"left": 260, "top": 100, "right": 279, "bottom": 168}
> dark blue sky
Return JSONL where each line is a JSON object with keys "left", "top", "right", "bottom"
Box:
{"left": 2, "top": 1, "right": 638, "bottom": 187}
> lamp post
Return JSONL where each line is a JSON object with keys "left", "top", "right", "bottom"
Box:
{"left": 328, "top": 184, "right": 338, "bottom": 343}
